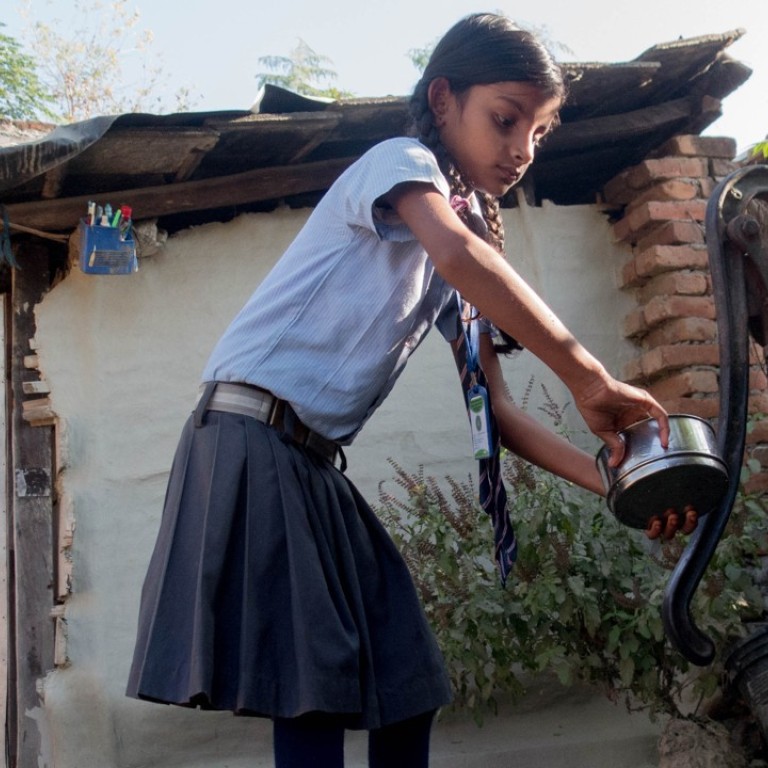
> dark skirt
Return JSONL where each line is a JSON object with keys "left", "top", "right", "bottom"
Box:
{"left": 125, "top": 409, "right": 452, "bottom": 729}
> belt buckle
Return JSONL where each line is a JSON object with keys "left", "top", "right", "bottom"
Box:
{"left": 267, "top": 398, "right": 285, "bottom": 428}
{"left": 304, "top": 431, "right": 336, "bottom": 464}
{"left": 265, "top": 398, "right": 337, "bottom": 465}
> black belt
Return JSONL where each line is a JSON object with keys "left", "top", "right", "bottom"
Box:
{"left": 195, "top": 382, "right": 342, "bottom": 467}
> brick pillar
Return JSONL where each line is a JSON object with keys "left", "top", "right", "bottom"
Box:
{"left": 603, "top": 135, "right": 768, "bottom": 495}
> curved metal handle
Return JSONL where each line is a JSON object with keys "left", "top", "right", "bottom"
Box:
{"left": 662, "top": 165, "right": 768, "bottom": 665}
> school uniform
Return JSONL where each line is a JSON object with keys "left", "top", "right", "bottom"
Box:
{"left": 126, "top": 137, "right": 464, "bottom": 729}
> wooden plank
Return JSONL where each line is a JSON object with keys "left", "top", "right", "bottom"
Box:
{"left": 0, "top": 294, "right": 8, "bottom": 768}
{"left": 22, "top": 397, "right": 51, "bottom": 412}
{"left": 22, "top": 412, "right": 56, "bottom": 428}
{"left": 203, "top": 111, "right": 342, "bottom": 132}
{"left": 22, "top": 380, "right": 50, "bottom": 395}
{"left": 20, "top": 392, "right": 55, "bottom": 425}
{"left": 545, "top": 97, "right": 696, "bottom": 154}
{"left": 50, "top": 606, "right": 67, "bottom": 667}
{"left": 9, "top": 243, "right": 55, "bottom": 768}
{"left": 560, "top": 61, "right": 661, "bottom": 115}
{"left": 201, "top": 113, "right": 343, "bottom": 169}
{"left": 69, "top": 127, "right": 220, "bottom": 176}
{"left": 6, "top": 155, "right": 356, "bottom": 233}
{"left": 56, "top": 496, "right": 73, "bottom": 602}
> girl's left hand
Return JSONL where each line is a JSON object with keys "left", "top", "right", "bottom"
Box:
{"left": 646, "top": 506, "right": 698, "bottom": 540}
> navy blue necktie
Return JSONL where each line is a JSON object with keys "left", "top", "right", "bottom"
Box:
{"left": 454, "top": 301, "right": 517, "bottom": 586}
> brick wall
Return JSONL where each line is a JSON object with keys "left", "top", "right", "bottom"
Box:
{"left": 603, "top": 135, "right": 768, "bottom": 495}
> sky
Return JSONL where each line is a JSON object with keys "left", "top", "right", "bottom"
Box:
{"left": 3, "top": 0, "right": 767, "bottom": 154}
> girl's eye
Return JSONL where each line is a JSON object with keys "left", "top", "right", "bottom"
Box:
{"left": 495, "top": 114, "right": 515, "bottom": 129}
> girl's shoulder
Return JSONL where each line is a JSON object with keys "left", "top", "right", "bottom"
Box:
{"left": 358, "top": 136, "right": 440, "bottom": 172}
{"left": 321, "top": 136, "right": 448, "bottom": 213}
{"left": 319, "top": 136, "right": 448, "bottom": 239}
{"left": 365, "top": 135, "right": 429, "bottom": 154}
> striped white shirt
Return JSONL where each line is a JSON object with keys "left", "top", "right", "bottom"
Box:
{"left": 202, "top": 137, "right": 461, "bottom": 444}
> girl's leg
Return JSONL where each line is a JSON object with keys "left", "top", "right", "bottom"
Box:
{"left": 368, "top": 710, "right": 436, "bottom": 768}
{"left": 273, "top": 713, "right": 345, "bottom": 768}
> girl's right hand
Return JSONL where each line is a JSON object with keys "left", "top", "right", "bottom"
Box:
{"left": 571, "top": 372, "right": 670, "bottom": 468}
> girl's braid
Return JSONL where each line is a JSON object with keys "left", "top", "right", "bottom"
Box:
{"left": 409, "top": 85, "right": 504, "bottom": 253}
{"left": 479, "top": 193, "right": 505, "bottom": 253}
{"left": 409, "top": 87, "right": 521, "bottom": 352}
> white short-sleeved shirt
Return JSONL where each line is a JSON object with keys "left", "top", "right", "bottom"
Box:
{"left": 202, "top": 137, "right": 463, "bottom": 444}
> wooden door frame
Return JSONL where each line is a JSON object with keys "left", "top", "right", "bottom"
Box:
{"left": 1, "top": 292, "right": 8, "bottom": 768}
{"left": 5, "top": 243, "right": 56, "bottom": 768}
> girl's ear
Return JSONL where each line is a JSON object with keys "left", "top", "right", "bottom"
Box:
{"left": 427, "top": 77, "right": 452, "bottom": 126}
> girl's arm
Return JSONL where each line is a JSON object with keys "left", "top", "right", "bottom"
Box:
{"left": 476, "top": 335, "right": 697, "bottom": 536}
{"left": 475, "top": 334, "right": 605, "bottom": 496}
{"left": 390, "top": 182, "right": 669, "bottom": 465}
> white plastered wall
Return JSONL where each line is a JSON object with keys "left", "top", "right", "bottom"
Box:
{"left": 31, "top": 201, "right": 639, "bottom": 767}
{"left": 351, "top": 198, "right": 639, "bottom": 493}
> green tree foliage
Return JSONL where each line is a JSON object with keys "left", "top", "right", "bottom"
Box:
{"left": 255, "top": 39, "right": 353, "bottom": 100}
{"left": 0, "top": 21, "right": 53, "bottom": 120}
{"left": 407, "top": 39, "right": 437, "bottom": 75}
{"left": 19, "top": 0, "right": 194, "bottom": 123}
{"left": 750, "top": 140, "right": 768, "bottom": 162}
{"left": 376, "top": 391, "right": 766, "bottom": 723}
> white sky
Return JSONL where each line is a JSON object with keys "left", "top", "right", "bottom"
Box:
{"left": 4, "top": 0, "right": 767, "bottom": 153}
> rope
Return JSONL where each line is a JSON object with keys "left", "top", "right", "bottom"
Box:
{"left": 0, "top": 210, "right": 70, "bottom": 271}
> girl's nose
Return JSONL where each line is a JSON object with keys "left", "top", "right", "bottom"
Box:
{"left": 510, "top": 131, "right": 536, "bottom": 165}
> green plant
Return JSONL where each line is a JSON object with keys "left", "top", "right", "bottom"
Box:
{"left": 378, "top": 466, "right": 526, "bottom": 720}
{"left": 750, "top": 141, "right": 768, "bottom": 162}
{"left": 0, "top": 21, "right": 54, "bottom": 120}
{"left": 376, "top": 412, "right": 767, "bottom": 724}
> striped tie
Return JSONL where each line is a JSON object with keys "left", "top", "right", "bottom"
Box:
{"left": 453, "top": 302, "right": 517, "bottom": 586}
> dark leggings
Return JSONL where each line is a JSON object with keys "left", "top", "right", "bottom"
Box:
{"left": 273, "top": 710, "right": 436, "bottom": 768}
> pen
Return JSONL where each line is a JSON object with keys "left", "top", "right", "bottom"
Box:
{"left": 119, "top": 205, "right": 133, "bottom": 239}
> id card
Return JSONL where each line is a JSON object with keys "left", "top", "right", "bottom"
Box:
{"left": 467, "top": 384, "right": 494, "bottom": 459}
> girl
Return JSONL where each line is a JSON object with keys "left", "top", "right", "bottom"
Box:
{"left": 127, "top": 12, "right": 693, "bottom": 767}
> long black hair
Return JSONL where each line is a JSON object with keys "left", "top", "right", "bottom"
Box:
{"left": 408, "top": 13, "right": 566, "bottom": 351}
{"left": 413, "top": 13, "right": 565, "bottom": 106}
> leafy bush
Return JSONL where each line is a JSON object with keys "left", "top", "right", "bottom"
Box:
{"left": 376, "top": 418, "right": 766, "bottom": 723}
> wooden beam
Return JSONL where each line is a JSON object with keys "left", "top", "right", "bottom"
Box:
{"left": 9, "top": 243, "right": 55, "bottom": 768}
{"left": 5, "top": 155, "right": 357, "bottom": 232}
{"left": 70, "top": 127, "right": 220, "bottom": 177}
{"left": 545, "top": 97, "right": 700, "bottom": 154}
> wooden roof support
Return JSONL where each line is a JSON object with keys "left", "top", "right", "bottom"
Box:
{"left": 545, "top": 96, "right": 718, "bottom": 154}
{"left": 5, "top": 155, "right": 357, "bottom": 233}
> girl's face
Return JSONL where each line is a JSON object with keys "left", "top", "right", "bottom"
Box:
{"left": 431, "top": 80, "right": 562, "bottom": 196}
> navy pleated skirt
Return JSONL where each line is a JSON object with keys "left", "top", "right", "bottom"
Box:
{"left": 126, "top": 408, "right": 452, "bottom": 729}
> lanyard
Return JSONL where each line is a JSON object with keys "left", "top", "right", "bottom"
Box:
{"left": 456, "top": 292, "right": 480, "bottom": 379}
{"left": 456, "top": 291, "right": 495, "bottom": 459}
